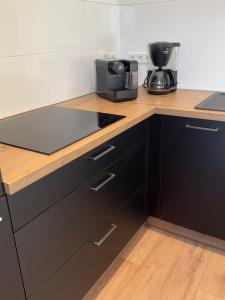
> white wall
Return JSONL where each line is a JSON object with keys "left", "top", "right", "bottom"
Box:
{"left": 0, "top": 0, "right": 119, "bottom": 119}
{"left": 119, "top": 0, "right": 225, "bottom": 91}
{"left": 2, "top": 0, "right": 225, "bottom": 120}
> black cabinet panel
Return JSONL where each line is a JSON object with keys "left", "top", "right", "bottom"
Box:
{"left": 161, "top": 116, "right": 225, "bottom": 240}
{"left": 0, "top": 172, "right": 4, "bottom": 197}
{"left": 16, "top": 142, "right": 147, "bottom": 297}
{"left": 29, "top": 187, "right": 146, "bottom": 300}
{"left": 8, "top": 120, "right": 147, "bottom": 231}
{"left": 147, "top": 115, "right": 163, "bottom": 217}
{"left": 0, "top": 196, "right": 25, "bottom": 300}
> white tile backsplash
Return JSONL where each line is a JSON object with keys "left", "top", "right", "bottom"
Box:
{"left": 0, "top": 0, "right": 120, "bottom": 119}
{"left": 2, "top": 0, "right": 225, "bottom": 120}
{"left": 0, "top": 0, "right": 119, "bottom": 58}
{"left": 119, "top": 0, "right": 225, "bottom": 91}
{"left": 0, "top": 48, "right": 119, "bottom": 119}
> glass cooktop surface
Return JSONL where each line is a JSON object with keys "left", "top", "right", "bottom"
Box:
{"left": 195, "top": 92, "right": 225, "bottom": 112}
{"left": 0, "top": 106, "right": 125, "bottom": 154}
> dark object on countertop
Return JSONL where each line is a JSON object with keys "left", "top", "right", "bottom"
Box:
{"left": 195, "top": 92, "right": 225, "bottom": 112}
{"left": 0, "top": 107, "right": 125, "bottom": 154}
{"left": 145, "top": 42, "right": 181, "bottom": 95}
{"left": 96, "top": 59, "right": 138, "bottom": 102}
{"left": 0, "top": 170, "right": 4, "bottom": 197}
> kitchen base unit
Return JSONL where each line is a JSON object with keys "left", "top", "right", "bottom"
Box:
{"left": 148, "top": 115, "right": 225, "bottom": 241}
{"left": 5, "top": 111, "right": 225, "bottom": 300}
{"left": 6, "top": 120, "right": 147, "bottom": 300}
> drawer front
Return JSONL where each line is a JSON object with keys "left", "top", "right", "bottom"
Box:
{"left": 8, "top": 120, "right": 147, "bottom": 232}
{"left": 29, "top": 187, "right": 146, "bottom": 300}
{"left": 0, "top": 196, "right": 25, "bottom": 300}
{"left": 16, "top": 142, "right": 147, "bottom": 297}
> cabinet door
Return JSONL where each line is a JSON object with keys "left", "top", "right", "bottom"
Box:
{"left": 161, "top": 116, "right": 225, "bottom": 240}
{"left": 0, "top": 196, "right": 25, "bottom": 300}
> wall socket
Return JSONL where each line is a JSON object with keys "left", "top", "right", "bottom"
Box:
{"left": 100, "top": 52, "right": 117, "bottom": 59}
{"left": 128, "top": 52, "right": 149, "bottom": 64}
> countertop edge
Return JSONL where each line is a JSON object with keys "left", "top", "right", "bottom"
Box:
{"left": 4, "top": 109, "right": 154, "bottom": 195}
{"left": 4, "top": 87, "right": 225, "bottom": 195}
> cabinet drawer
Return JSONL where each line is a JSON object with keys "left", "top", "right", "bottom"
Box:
{"left": 8, "top": 120, "right": 147, "bottom": 231}
{"left": 16, "top": 142, "right": 147, "bottom": 297}
{"left": 0, "top": 196, "right": 25, "bottom": 300}
{"left": 29, "top": 187, "right": 146, "bottom": 300}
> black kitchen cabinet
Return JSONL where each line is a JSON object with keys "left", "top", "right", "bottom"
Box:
{"left": 0, "top": 119, "right": 147, "bottom": 300}
{"left": 160, "top": 116, "right": 225, "bottom": 240}
{"left": 8, "top": 120, "right": 147, "bottom": 232}
{"left": 15, "top": 142, "right": 147, "bottom": 297}
{"left": 0, "top": 195, "right": 25, "bottom": 300}
{"left": 29, "top": 187, "right": 146, "bottom": 300}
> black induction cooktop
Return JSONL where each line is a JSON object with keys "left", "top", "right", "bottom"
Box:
{"left": 195, "top": 92, "right": 225, "bottom": 112}
{"left": 0, "top": 106, "right": 125, "bottom": 154}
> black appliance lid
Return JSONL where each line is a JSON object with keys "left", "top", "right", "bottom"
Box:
{"left": 0, "top": 106, "right": 125, "bottom": 155}
{"left": 149, "top": 42, "right": 181, "bottom": 48}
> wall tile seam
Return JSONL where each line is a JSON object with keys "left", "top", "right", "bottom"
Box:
{"left": 79, "top": 0, "right": 182, "bottom": 5}
{"left": 0, "top": 47, "right": 121, "bottom": 61}
{"left": 119, "top": 44, "right": 225, "bottom": 48}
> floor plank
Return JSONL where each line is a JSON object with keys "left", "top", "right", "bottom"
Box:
{"left": 94, "top": 259, "right": 139, "bottom": 300}
{"left": 86, "top": 226, "right": 225, "bottom": 300}
{"left": 151, "top": 242, "right": 210, "bottom": 300}
{"left": 198, "top": 251, "right": 225, "bottom": 299}
{"left": 193, "top": 289, "right": 222, "bottom": 300}
{"left": 119, "top": 234, "right": 184, "bottom": 300}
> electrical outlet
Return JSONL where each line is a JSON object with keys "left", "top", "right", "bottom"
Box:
{"left": 128, "top": 52, "right": 148, "bottom": 64}
{"left": 101, "top": 52, "right": 117, "bottom": 60}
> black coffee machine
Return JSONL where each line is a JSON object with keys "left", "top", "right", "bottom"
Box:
{"left": 145, "top": 42, "right": 181, "bottom": 95}
{"left": 96, "top": 59, "right": 138, "bottom": 102}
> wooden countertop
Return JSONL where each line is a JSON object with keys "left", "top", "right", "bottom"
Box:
{"left": 1, "top": 87, "right": 225, "bottom": 195}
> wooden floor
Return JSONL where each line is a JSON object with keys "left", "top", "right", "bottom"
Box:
{"left": 85, "top": 226, "right": 225, "bottom": 300}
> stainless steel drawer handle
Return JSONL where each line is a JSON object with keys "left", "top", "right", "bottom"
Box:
{"left": 185, "top": 124, "right": 219, "bottom": 132}
{"left": 93, "top": 224, "right": 118, "bottom": 247}
{"left": 90, "top": 173, "right": 116, "bottom": 192}
{"left": 89, "top": 145, "right": 116, "bottom": 161}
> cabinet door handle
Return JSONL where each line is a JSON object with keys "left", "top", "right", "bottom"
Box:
{"left": 93, "top": 224, "right": 118, "bottom": 247}
{"left": 90, "top": 173, "right": 116, "bottom": 192}
{"left": 185, "top": 124, "right": 219, "bottom": 132}
{"left": 89, "top": 145, "right": 116, "bottom": 161}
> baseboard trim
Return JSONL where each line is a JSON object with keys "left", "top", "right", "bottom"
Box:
{"left": 148, "top": 217, "right": 225, "bottom": 252}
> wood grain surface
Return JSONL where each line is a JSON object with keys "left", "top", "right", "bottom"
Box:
{"left": 2, "top": 87, "right": 225, "bottom": 195}
{"left": 85, "top": 226, "right": 225, "bottom": 300}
